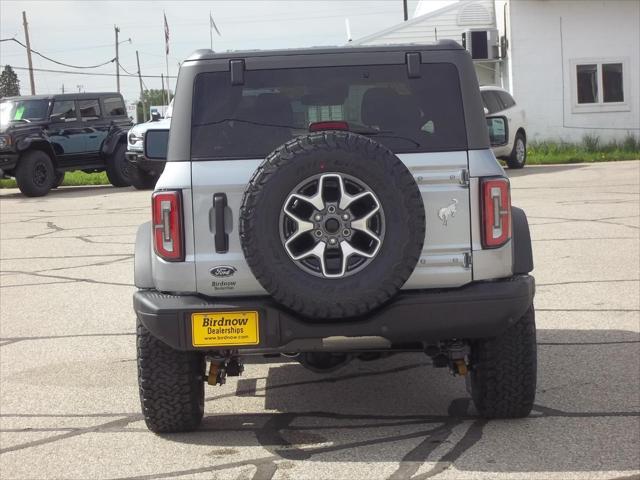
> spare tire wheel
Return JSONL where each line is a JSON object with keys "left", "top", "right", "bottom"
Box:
{"left": 239, "top": 131, "right": 425, "bottom": 319}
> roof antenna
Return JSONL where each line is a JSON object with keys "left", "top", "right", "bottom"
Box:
{"left": 345, "top": 18, "right": 352, "bottom": 43}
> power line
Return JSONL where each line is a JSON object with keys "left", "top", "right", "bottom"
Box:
{"left": 119, "top": 63, "right": 137, "bottom": 76}
{"left": 0, "top": 37, "right": 115, "bottom": 69}
{"left": 11, "top": 65, "right": 177, "bottom": 79}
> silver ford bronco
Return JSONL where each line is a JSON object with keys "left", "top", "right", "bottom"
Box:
{"left": 134, "top": 41, "right": 536, "bottom": 433}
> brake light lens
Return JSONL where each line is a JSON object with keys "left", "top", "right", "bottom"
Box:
{"left": 309, "top": 121, "right": 350, "bottom": 132}
{"left": 481, "top": 178, "right": 511, "bottom": 248}
{"left": 152, "top": 190, "right": 184, "bottom": 261}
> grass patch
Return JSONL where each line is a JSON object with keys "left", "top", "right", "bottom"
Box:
{"left": 527, "top": 134, "right": 639, "bottom": 165}
{"left": 0, "top": 171, "right": 109, "bottom": 189}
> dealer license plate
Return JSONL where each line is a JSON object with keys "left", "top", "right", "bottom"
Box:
{"left": 191, "top": 311, "right": 259, "bottom": 347}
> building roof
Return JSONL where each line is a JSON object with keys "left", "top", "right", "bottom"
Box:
{"left": 352, "top": 1, "right": 467, "bottom": 45}
{"left": 351, "top": 0, "right": 494, "bottom": 46}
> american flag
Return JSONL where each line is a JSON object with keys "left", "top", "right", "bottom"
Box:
{"left": 164, "top": 12, "right": 169, "bottom": 55}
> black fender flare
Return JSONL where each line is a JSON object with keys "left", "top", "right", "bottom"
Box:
{"left": 101, "top": 125, "right": 128, "bottom": 158}
{"left": 16, "top": 136, "right": 57, "bottom": 165}
{"left": 134, "top": 222, "right": 155, "bottom": 289}
{"left": 511, "top": 206, "right": 534, "bottom": 274}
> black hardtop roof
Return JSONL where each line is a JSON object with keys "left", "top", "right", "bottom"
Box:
{"left": 2, "top": 92, "right": 123, "bottom": 102}
{"left": 185, "top": 40, "right": 464, "bottom": 62}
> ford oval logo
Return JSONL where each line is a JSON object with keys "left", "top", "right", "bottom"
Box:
{"left": 210, "top": 265, "right": 237, "bottom": 278}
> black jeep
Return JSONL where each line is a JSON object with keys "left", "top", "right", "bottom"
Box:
{"left": 0, "top": 93, "right": 132, "bottom": 196}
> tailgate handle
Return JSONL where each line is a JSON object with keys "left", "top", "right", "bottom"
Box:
{"left": 213, "top": 193, "right": 229, "bottom": 253}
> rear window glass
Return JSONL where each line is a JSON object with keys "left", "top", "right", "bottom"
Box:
{"left": 103, "top": 96, "right": 126, "bottom": 116}
{"left": 191, "top": 63, "right": 466, "bottom": 160}
{"left": 79, "top": 99, "right": 101, "bottom": 120}
{"left": 497, "top": 91, "right": 516, "bottom": 109}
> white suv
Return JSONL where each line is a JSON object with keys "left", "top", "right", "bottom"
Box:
{"left": 480, "top": 86, "right": 527, "bottom": 169}
{"left": 125, "top": 100, "right": 172, "bottom": 189}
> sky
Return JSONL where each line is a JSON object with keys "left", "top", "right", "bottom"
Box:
{"left": 0, "top": 0, "right": 456, "bottom": 104}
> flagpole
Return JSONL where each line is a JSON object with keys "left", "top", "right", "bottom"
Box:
{"left": 163, "top": 11, "right": 171, "bottom": 107}
{"left": 209, "top": 11, "right": 221, "bottom": 52}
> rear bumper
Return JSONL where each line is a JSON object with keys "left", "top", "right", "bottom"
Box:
{"left": 134, "top": 275, "right": 535, "bottom": 352}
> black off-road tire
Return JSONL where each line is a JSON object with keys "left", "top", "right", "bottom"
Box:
{"left": 239, "top": 131, "right": 425, "bottom": 320}
{"left": 137, "top": 317, "right": 205, "bottom": 433}
{"left": 506, "top": 131, "right": 527, "bottom": 169}
{"left": 469, "top": 305, "right": 537, "bottom": 418}
{"left": 52, "top": 171, "right": 65, "bottom": 189}
{"left": 130, "top": 163, "right": 162, "bottom": 190}
{"left": 105, "top": 142, "right": 131, "bottom": 187}
{"left": 15, "top": 150, "right": 55, "bottom": 197}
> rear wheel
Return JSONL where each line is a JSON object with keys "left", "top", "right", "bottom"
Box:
{"left": 469, "top": 305, "right": 537, "bottom": 418}
{"left": 15, "top": 150, "right": 55, "bottom": 197}
{"left": 105, "top": 143, "right": 131, "bottom": 187}
{"left": 506, "top": 132, "right": 527, "bottom": 169}
{"left": 137, "top": 317, "right": 205, "bottom": 432}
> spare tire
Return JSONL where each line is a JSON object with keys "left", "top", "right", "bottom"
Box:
{"left": 239, "top": 131, "right": 425, "bottom": 319}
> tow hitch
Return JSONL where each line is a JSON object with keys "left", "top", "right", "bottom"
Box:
{"left": 206, "top": 352, "right": 244, "bottom": 386}
{"left": 425, "top": 341, "right": 470, "bottom": 376}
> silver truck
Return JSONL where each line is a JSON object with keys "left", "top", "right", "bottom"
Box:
{"left": 134, "top": 41, "right": 536, "bottom": 433}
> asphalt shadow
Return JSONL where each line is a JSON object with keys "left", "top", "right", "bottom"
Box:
{"left": 163, "top": 328, "right": 639, "bottom": 478}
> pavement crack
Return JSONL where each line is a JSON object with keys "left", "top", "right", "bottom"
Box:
{"left": 0, "top": 269, "right": 134, "bottom": 287}
{"left": 537, "top": 279, "right": 639, "bottom": 287}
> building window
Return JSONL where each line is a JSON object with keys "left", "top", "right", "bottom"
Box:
{"left": 602, "top": 63, "right": 624, "bottom": 103}
{"left": 576, "top": 64, "right": 598, "bottom": 104}
{"left": 572, "top": 59, "right": 629, "bottom": 113}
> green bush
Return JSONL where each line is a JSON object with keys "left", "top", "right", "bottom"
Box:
{"left": 527, "top": 135, "right": 640, "bottom": 165}
{"left": 0, "top": 171, "right": 110, "bottom": 189}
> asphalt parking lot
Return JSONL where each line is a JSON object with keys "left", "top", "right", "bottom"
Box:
{"left": 1, "top": 161, "right": 639, "bottom": 480}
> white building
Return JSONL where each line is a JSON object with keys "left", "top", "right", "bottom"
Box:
{"left": 353, "top": 0, "right": 640, "bottom": 143}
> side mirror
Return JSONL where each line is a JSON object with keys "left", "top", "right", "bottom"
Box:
{"left": 151, "top": 111, "right": 161, "bottom": 122}
{"left": 486, "top": 116, "right": 508, "bottom": 146}
{"left": 49, "top": 114, "right": 65, "bottom": 124}
{"left": 143, "top": 129, "right": 169, "bottom": 160}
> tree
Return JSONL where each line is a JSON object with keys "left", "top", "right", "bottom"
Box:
{"left": 136, "top": 89, "right": 173, "bottom": 123}
{"left": 0, "top": 65, "right": 20, "bottom": 98}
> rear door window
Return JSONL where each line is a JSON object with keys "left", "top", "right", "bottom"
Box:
{"left": 51, "top": 100, "right": 77, "bottom": 122}
{"left": 78, "top": 99, "right": 101, "bottom": 120}
{"left": 191, "top": 63, "right": 467, "bottom": 160}
{"left": 103, "top": 96, "right": 126, "bottom": 116}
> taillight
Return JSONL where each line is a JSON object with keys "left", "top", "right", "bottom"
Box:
{"left": 309, "top": 121, "right": 349, "bottom": 132}
{"left": 481, "top": 178, "right": 511, "bottom": 248}
{"left": 152, "top": 190, "right": 184, "bottom": 261}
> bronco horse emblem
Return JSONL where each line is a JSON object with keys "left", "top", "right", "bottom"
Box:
{"left": 438, "top": 199, "right": 458, "bottom": 226}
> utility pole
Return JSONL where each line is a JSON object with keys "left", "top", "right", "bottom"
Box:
{"left": 61, "top": 84, "right": 65, "bottom": 94}
{"left": 403, "top": 0, "right": 408, "bottom": 21}
{"left": 136, "top": 50, "right": 145, "bottom": 122}
{"left": 115, "top": 25, "right": 120, "bottom": 92}
{"left": 22, "top": 11, "right": 36, "bottom": 95}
